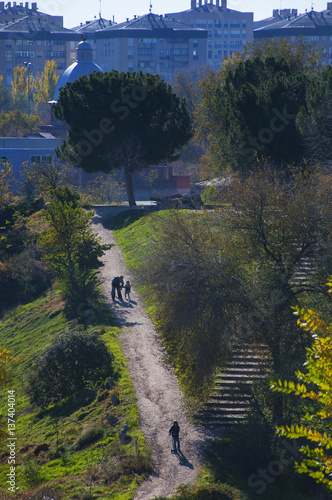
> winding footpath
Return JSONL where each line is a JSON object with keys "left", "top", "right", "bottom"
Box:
{"left": 91, "top": 206, "right": 206, "bottom": 500}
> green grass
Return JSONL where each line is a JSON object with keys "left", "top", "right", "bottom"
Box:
{"left": 0, "top": 288, "right": 152, "bottom": 499}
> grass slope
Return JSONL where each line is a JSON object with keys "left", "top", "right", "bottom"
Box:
{"left": 0, "top": 289, "right": 151, "bottom": 500}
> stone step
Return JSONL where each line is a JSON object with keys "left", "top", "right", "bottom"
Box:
{"left": 203, "top": 343, "right": 272, "bottom": 428}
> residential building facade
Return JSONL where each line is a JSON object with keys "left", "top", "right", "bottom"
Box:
{"left": 254, "top": 3, "right": 332, "bottom": 66}
{"left": 165, "top": 0, "right": 254, "bottom": 69}
{"left": 0, "top": 2, "right": 80, "bottom": 85}
{"left": 94, "top": 13, "right": 208, "bottom": 83}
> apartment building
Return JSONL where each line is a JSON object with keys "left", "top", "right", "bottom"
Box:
{"left": 254, "top": 3, "right": 332, "bottom": 65}
{"left": 165, "top": 0, "right": 254, "bottom": 69}
{"left": 0, "top": 2, "right": 80, "bottom": 85}
{"left": 71, "top": 17, "right": 116, "bottom": 64}
{"left": 94, "top": 12, "right": 207, "bottom": 83}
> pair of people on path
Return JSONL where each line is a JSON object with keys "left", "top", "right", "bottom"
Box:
{"left": 111, "top": 275, "right": 131, "bottom": 301}
{"left": 169, "top": 420, "right": 180, "bottom": 453}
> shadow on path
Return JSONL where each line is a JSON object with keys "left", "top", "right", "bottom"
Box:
{"left": 173, "top": 450, "right": 194, "bottom": 469}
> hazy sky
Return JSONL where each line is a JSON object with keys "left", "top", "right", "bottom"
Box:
{"left": 36, "top": 0, "right": 330, "bottom": 28}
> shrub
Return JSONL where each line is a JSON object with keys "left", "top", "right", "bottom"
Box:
{"left": 27, "top": 331, "right": 114, "bottom": 407}
{"left": 75, "top": 425, "right": 104, "bottom": 450}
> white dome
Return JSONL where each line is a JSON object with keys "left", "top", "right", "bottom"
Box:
{"left": 53, "top": 41, "right": 104, "bottom": 101}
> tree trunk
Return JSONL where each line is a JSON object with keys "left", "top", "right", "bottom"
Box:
{"left": 123, "top": 163, "right": 136, "bottom": 208}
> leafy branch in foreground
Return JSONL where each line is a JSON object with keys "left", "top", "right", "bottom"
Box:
{"left": 271, "top": 277, "right": 332, "bottom": 491}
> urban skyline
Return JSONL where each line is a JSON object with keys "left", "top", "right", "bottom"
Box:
{"left": 36, "top": 0, "right": 330, "bottom": 28}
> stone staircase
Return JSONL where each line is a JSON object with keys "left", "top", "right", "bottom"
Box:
{"left": 203, "top": 343, "right": 271, "bottom": 429}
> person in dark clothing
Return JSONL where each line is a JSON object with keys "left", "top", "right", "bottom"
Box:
{"left": 124, "top": 280, "right": 131, "bottom": 301}
{"left": 111, "top": 276, "right": 124, "bottom": 301}
{"left": 169, "top": 420, "right": 180, "bottom": 452}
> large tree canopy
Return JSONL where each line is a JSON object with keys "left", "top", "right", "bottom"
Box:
{"left": 297, "top": 65, "right": 332, "bottom": 165}
{"left": 199, "top": 56, "right": 308, "bottom": 173}
{"left": 54, "top": 70, "right": 193, "bottom": 206}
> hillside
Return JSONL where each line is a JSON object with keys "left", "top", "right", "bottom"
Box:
{"left": 0, "top": 288, "right": 152, "bottom": 499}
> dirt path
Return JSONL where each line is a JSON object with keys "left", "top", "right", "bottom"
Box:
{"left": 91, "top": 206, "right": 206, "bottom": 500}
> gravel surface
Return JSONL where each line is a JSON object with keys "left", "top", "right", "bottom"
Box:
{"left": 91, "top": 206, "right": 206, "bottom": 500}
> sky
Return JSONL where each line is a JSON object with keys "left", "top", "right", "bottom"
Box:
{"left": 35, "top": 0, "right": 331, "bottom": 28}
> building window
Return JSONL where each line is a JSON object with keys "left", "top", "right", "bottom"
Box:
{"left": 45, "top": 51, "right": 65, "bottom": 58}
{"left": 128, "top": 38, "right": 134, "bottom": 47}
{"left": 30, "top": 155, "right": 51, "bottom": 164}
{"left": 224, "top": 30, "right": 228, "bottom": 38}
{"left": 242, "top": 30, "right": 246, "bottom": 38}
{"left": 15, "top": 50, "right": 34, "bottom": 58}
{"left": 5, "top": 40, "right": 11, "bottom": 47}
{"left": 215, "top": 19, "right": 222, "bottom": 28}
{"left": 37, "top": 52, "right": 43, "bottom": 57}
{"left": 242, "top": 20, "right": 247, "bottom": 27}
{"left": 208, "top": 19, "right": 212, "bottom": 28}
{"left": 193, "top": 50, "right": 198, "bottom": 60}
{"left": 193, "top": 39, "right": 198, "bottom": 47}
{"left": 208, "top": 50, "right": 212, "bottom": 58}
{"left": 208, "top": 30, "right": 212, "bottom": 38}
{"left": 6, "top": 51, "right": 12, "bottom": 61}
{"left": 230, "top": 30, "right": 240, "bottom": 38}
{"left": 230, "top": 40, "right": 242, "bottom": 48}
{"left": 224, "top": 41, "right": 228, "bottom": 48}
{"left": 196, "top": 19, "right": 207, "bottom": 28}
{"left": 128, "top": 49, "right": 134, "bottom": 59}
{"left": 215, "top": 30, "right": 222, "bottom": 38}
{"left": 6, "top": 64, "right": 12, "bottom": 73}
{"left": 138, "top": 48, "right": 156, "bottom": 55}
{"left": 224, "top": 20, "right": 228, "bottom": 27}
{"left": 230, "top": 19, "right": 241, "bottom": 28}
{"left": 214, "top": 41, "right": 222, "bottom": 49}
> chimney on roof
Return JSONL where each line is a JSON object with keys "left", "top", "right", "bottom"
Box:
{"left": 204, "top": 0, "right": 207, "bottom": 5}
{"left": 221, "top": 0, "right": 226, "bottom": 8}
{"left": 6, "top": 2, "right": 11, "bottom": 7}
{"left": 328, "top": 2, "right": 332, "bottom": 9}
{"left": 0, "top": 1, "right": 4, "bottom": 9}
{"left": 273, "top": 9, "right": 279, "bottom": 16}
{"left": 291, "top": 9, "right": 297, "bottom": 16}
{"left": 13, "top": 1, "right": 16, "bottom": 6}
{"left": 25, "top": 1, "right": 28, "bottom": 7}
{"left": 198, "top": 0, "right": 202, "bottom": 6}
{"left": 191, "top": 0, "right": 196, "bottom": 8}
{"left": 31, "top": 1, "right": 36, "bottom": 10}
{"left": 216, "top": 0, "right": 220, "bottom": 6}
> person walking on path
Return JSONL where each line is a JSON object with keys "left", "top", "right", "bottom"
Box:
{"left": 124, "top": 280, "right": 131, "bottom": 301}
{"left": 111, "top": 275, "right": 124, "bottom": 301}
{"left": 169, "top": 420, "right": 180, "bottom": 453}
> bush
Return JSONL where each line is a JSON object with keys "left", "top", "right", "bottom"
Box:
{"left": 75, "top": 426, "right": 104, "bottom": 450}
{"left": 27, "top": 331, "right": 114, "bottom": 407}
